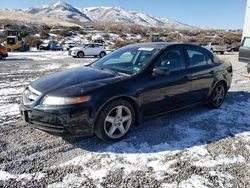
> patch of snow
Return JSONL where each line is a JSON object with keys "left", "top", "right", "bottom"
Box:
{"left": 0, "top": 170, "right": 45, "bottom": 181}
{"left": 193, "top": 155, "right": 246, "bottom": 168}
{"left": 0, "top": 171, "right": 16, "bottom": 180}
{"left": 162, "top": 175, "right": 213, "bottom": 188}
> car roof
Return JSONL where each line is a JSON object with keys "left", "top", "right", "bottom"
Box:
{"left": 123, "top": 42, "right": 191, "bottom": 50}
{"left": 84, "top": 43, "right": 103, "bottom": 45}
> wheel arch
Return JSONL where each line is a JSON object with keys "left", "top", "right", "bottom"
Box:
{"left": 209, "top": 79, "right": 228, "bottom": 97}
{"left": 94, "top": 96, "right": 141, "bottom": 130}
{"left": 99, "top": 51, "right": 106, "bottom": 55}
{"left": 77, "top": 51, "right": 85, "bottom": 55}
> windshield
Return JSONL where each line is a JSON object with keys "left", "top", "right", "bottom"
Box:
{"left": 91, "top": 46, "right": 158, "bottom": 75}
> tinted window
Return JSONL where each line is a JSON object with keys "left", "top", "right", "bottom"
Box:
{"left": 155, "top": 49, "right": 186, "bottom": 72}
{"left": 94, "top": 44, "right": 101, "bottom": 47}
{"left": 205, "top": 53, "right": 213, "bottom": 64}
{"left": 211, "top": 43, "right": 219, "bottom": 46}
{"left": 243, "top": 37, "right": 250, "bottom": 48}
{"left": 187, "top": 50, "right": 207, "bottom": 67}
{"left": 85, "top": 44, "right": 95, "bottom": 48}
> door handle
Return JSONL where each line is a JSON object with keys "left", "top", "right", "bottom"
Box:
{"left": 210, "top": 70, "right": 215, "bottom": 74}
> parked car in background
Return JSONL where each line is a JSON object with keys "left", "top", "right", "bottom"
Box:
{"left": 69, "top": 43, "right": 106, "bottom": 58}
{"left": 227, "top": 45, "right": 240, "bottom": 52}
{"left": 20, "top": 42, "right": 233, "bottom": 141}
{"left": 239, "top": 37, "right": 250, "bottom": 63}
{"left": 0, "top": 44, "right": 8, "bottom": 59}
{"left": 63, "top": 43, "right": 76, "bottom": 51}
{"left": 39, "top": 43, "right": 50, "bottom": 51}
{"left": 50, "top": 43, "right": 63, "bottom": 51}
{"left": 203, "top": 42, "right": 227, "bottom": 54}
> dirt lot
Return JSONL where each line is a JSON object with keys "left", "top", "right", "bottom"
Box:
{"left": 0, "top": 51, "right": 249, "bottom": 188}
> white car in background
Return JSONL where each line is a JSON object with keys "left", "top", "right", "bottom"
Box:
{"left": 69, "top": 43, "right": 106, "bottom": 58}
{"left": 203, "top": 42, "right": 227, "bottom": 54}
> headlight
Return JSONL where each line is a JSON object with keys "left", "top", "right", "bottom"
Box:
{"left": 42, "top": 96, "right": 91, "bottom": 105}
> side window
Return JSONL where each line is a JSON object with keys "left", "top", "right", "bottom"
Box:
{"left": 205, "top": 53, "right": 213, "bottom": 64}
{"left": 155, "top": 49, "right": 186, "bottom": 72}
{"left": 187, "top": 49, "right": 207, "bottom": 67}
{"left": 211, "top": 43, "right": 219, "bottom": 46}
{"left": 243, "top": 37, "right": 250, "bottom": 48}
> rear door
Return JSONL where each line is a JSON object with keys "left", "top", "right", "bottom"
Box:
{"left": 184, "top": 46, "right": 216, "bottom": 102}
{"left": 239, "top": 37, "right": 250, "bottom": 62}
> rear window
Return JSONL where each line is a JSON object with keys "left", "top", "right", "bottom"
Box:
{"left": 187, "top": 49, "right": 207, "bottom": 67}
{"left": 242, "top": 37, "right": 250, "bottom": 48}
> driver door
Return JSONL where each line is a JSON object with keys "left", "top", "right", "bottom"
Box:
{"left": 142, "top": 47, "right": 190, "bottom": 116}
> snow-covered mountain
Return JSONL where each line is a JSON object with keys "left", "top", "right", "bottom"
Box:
{"left": 83, "top": 7, "right": 194, "bottom": 30}
{"left": 26, "top": 1, "right": 91, "bottom": 22}
{"left": 24, "top": 1, "right": 194, "bottom": 29}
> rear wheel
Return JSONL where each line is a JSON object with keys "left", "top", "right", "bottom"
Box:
{"left": 99, "top": 51, "right": 106, "bottom": 58}
{"left": 220, "top": 51, "right": 224, "bottom": 54}
{"left": 95, "top": 100, "right": 135, "bottom": 142}
{"left": 208, "top": 82, "right": 226, "bottom": 108}
{"left": 77, "top": 51, "right": 84, "bottom": 58}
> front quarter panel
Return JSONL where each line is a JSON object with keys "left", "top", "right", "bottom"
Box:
{"left": 87, "top": 76, "right": 143, "bottom": 123}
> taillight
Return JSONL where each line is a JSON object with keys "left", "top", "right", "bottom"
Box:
{"left": 227, "top": 66, "right": 233, "bottom": 73}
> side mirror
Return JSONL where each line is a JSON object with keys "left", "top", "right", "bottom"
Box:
{"left": 152, "top": 67, "right": 170, "bottom": 77}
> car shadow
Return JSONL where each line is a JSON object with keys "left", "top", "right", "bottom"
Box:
{"left": 64, "top": 91, "right": 250, "bottom": 154}
{"left": 0, "top": 58, "right": 34, "bottom": 62}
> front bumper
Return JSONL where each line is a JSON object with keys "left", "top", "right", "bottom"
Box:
{"left": 19, "top": 103, "right": 95, "bottom": 136}
{"left": 70, "top": 51, "right": 77, "bottom": 57}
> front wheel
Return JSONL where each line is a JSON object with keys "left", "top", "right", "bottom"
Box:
{"left": 208, "top": 82, "right": 227, "bottom": 108}
{"left": 99, "top": 51, "right": 106, "bottom": 58}
{"left": 77, "top": 51, "right": 84, "bottom": 58}
{"left": 95, "top": 100, "right": 135, "bottom": 142}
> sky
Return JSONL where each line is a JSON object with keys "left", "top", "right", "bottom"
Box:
{"left": 0, "top": 0, "right": 247, "bottom": 29}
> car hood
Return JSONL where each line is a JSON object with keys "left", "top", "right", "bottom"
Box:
{"left": 70, "top": 47, "right": 83, "bottom": 51}
{"left": 31, "top": 66, "right": 122, "bottom": 95}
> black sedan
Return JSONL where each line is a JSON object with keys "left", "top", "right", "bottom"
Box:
{"left": 20, "top": 42, "right": 233, "bottom": 141}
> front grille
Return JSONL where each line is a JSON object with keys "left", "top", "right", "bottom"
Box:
{"left": 23, "top": 86, "right": 41, "bottom": 106}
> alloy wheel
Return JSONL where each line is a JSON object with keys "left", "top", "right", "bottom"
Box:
{"left": 212, "top": 85, "right": 225, "bottom": 107}
{"left": 100, "top": 52, "right": 106, "bottom": 58}
{"left": 104, "top": 105, "right": 132, "bottom": 139}
{"left": 78, "top": 52, "right": 84, "bottom": 58}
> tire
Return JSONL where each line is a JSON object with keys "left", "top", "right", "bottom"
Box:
{"left": 220, "top": 51, "right": 224, "bottom": 55}
{"left": 0, "top": 54, "right": 2, "bottom": 60}
{"left": 95, "top": 99, "right": 135, "bottom": 142}
{"left": 77, "top": 51, "right": 84, "bottom": 58}
{"left": 99, "top": 51, "right": 106, "bottom": 58}
{"left": 208, "top": 82, "right": 227, "bottom": 109}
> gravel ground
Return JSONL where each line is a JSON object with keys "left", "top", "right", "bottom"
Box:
{"left": 0, "top": 51, "right": 249, "bottom": 188}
